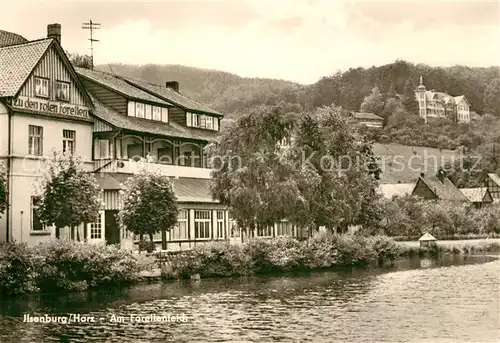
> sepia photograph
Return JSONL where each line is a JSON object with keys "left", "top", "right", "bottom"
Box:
{"left": 0, "top": 0, "right": 499, "bottom": 342}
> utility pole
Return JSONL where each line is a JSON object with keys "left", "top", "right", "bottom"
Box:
{"left": 82, "top": 20, "right": 101, "bottom": 70}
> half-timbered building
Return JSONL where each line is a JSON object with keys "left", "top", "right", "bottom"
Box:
{"left": 483, "top": 173, "right": 500, "bottom": 203}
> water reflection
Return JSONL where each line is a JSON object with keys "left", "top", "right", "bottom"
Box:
{"left": 0, "top": 255, "right": 498, "bottom": 343}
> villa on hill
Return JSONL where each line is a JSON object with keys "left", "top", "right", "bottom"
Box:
{"left": 415, "top": 76, "right": 471, "bottom": 124}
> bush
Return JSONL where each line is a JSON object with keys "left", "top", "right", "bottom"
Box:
{"left": 162, "top": 234, "right": 402, "bottom": 279}
{"left": 138, "top": 239, "right": 156, "bottom": 253}
{"left": 0, "top": 243, "right": 41, "bottom": 295}
{"left": 0, "top": 240, "right": 156, "bottom": 295}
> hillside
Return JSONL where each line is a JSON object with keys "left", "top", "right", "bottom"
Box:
{"left": 96, "top": 63, "right": 306, "bottom": 120}
{"left": 95, "top": 60, "right": 500, "bottom": 120}
{"left": 373, "top": 143, "right": 458, "bottom": 184}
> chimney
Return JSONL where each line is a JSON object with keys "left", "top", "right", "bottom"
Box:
{"left": 165, "top": 81, "right": 179, "bottom": 92}
{"left": 437, "top": 169, "right": 445, "bottom": 183}
{"left": 47, "top": 23, "right": 61, "bottom": 45}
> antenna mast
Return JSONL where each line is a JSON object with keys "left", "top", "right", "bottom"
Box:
{"left": 82, "top": 19, "right": 101, "bottom": 70}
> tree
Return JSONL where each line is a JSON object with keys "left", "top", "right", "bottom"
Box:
{"left": 67, "top": 52, "right": 92, "bottom": 69}
{"left": 209, "top": 104, "right": 382, "bottom": 235}
{"left": 118, "top": 162, "right": 178, "bottom": 243}
{"left": 37, "top": 152, "right": 102, "bottom": 239}
{"left": 483, "top": 78, "right": 500, "bottom": 117}
{"left": 0, "top": 162, "right": 7, "bottom": 217}
{"left": 402, "top": 77, "right": 419, "bottom": 115}
{"left": 360, "top": 87, "right": 385, "bottom": 115}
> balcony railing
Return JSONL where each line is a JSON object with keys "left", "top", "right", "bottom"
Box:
{"left": 96, "top": 159, "right": 213, "bottom": 179}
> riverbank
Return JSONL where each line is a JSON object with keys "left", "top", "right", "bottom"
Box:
{"left": 1, "top": 235, "right": 499, "bottom": 296}
{"left": 159, "top": 235, "right": 500, "bottom": 280}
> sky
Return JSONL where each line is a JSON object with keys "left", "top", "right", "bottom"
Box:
{"left": 2, "top": 0, "right": 500, "bottom": 84}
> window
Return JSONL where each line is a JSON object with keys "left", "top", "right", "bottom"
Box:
{"left": 216, "top": 210, "right": 225, "bottom": 239}
{"left": 34, "top": 77, "right": 49, "bottom": 98}
{"left": 31, "top": 197, "right": 46, "bottom": 231}
{"left": 199, "top": 115, "right": 206, "bottom": 128}
{"left": 136, "top": 103, "right": 145, "bottom": 118}
{"left": 157, "top": 146, "right": 173, "bottom": 164}
{"left": 256, "top": 225, "right": 273, "bottom": 237}
{"left": 206, "top": 116, "right": 213, "bottom": 130}
{"left": 28, "top": 125, "right": 43, "bottom": 156}
{"left": 192, "top": 113, "right": 199, "bottom": 127}
{"left": 229, "top": 219, "right": 239, "bottom": 237}
{"left": 128, "top": 101, "right": 136, "bottom": 117}
{"left": 161, "top": 107, "right": 169, "bottom": 123}
{"left": 145, "top": 104, "right": 152, "bottom": 120}
{"left": 63, "top": 130, "right": 75, "bottom": 154}
{"left": 194, "top": 210, "right": 211, "bottom": 239}
{"left": 95, "top": 139, "right": 112, "bottom": 159}
{"left": 152, "top": 106, "right": 162, "bottom": 121}
{"left": 127, "top": 144, "right": 144, "bottom": 161}
{"left": 56, "top": 81, "right": 70, "bottom": 101}
{"left": 171, "top": 210, "right": 188, "bottom": 240}
{"left": 89, "top": 212, "right": 103, "bottom": 239}
{"left": 277, "top": 220, "right": 293, "bottom": 236}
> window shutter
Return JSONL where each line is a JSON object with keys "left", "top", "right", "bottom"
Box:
{"left": 186, "top": 112, "right": 192, "bottom": 127}
{"left": 214, "top": 117, "right": 219, "bottom": 131}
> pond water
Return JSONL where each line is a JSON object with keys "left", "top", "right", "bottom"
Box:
{"left": 0, "top": 255, "right": 498, "bottom": 343}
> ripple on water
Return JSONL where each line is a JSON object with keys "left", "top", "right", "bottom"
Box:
{"left": 0, "top": 257, "right": 498, "bottom": 343}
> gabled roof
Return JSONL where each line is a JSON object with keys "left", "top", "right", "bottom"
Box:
{"left": 0, "top": 30, "right": 28, "bottom": 47}
{"left": 122, "top": 76, "right": 223, "bottom": 117}
{"left": 91, "top": 95, "right": 220, "bottom": 142}
{"left": 94, "top": 173, "right": 219, "bottom": 203}
{"left": 378, "top": 183, "right": 414, "bottom": 199}
{"left": 413, "top": 176, "right": 469, "bottom": 202}
{"left": 486, "top": 173, "right": 500, "bottom": 187}
{"left": 351, "top": 112, "right": 383, "bottom": 120}
{"left": 424, "top": 90, "right": 469, "bottom": 107}
{"left": 459, "top": 187, "right": 493, "bottom": 203}
{"left": 76, "top": 67, "right": 173, "bottom": 106}
{"left": 0, "top": 38, "right": 52, "bottom": 97}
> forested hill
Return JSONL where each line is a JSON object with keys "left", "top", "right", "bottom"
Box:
{"left": 96, "top": 60, "right": 500, "bottom": 119}
{"left": 95, "top": 63, "right": 307, "bottom": 121}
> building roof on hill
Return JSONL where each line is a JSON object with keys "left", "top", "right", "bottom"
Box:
{"left": 378, "top": 183, "right": 415, "bottom": 199}
{"left": 122, "top": 76, "right": 222, "bottom": 117}
{"left": 0, "top": 39, "right": 52, "bottom": 97}
{"left": 94, "top": 173, "right": 218, "bottom": 203}
{"left": 0, "top": 30, "right": 28, "bottom": 48}
{"left": 487, "top": 173, "right": 500, "bottom": 187}
{"left": 415, "top": 176, "right": 469, "bottom": 202}
{"left": 459, "top": 187, "right": 492, "bottom": 203}
{"left": 351, "top": 112, "right": 383, "bottom": 120}
{"left": 424, "top": 90, "right": 469, "bottom": 106}
{"left": 76, "top": 67, "right": 173, "bottom": 106}
{"left": 91, "top": 95, "right": 220, "bottom": 142}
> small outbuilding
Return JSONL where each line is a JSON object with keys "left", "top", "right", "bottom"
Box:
{"left": 418, "top": 232, "right": 438, "bottom": 248}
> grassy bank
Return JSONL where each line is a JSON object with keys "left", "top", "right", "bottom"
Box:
{"left": 397, "top": 239, "right": 500, "bottom": 256}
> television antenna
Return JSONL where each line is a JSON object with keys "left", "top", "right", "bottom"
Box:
{"left": 82, "top": 19, "right": 101, "bottom": 70}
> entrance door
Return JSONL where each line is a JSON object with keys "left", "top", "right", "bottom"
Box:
{"left": 105, "top": 210, "right": 120, "bottom": 245}
{"left": 87, "top": 211, "right": 105, "bottom": 244}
